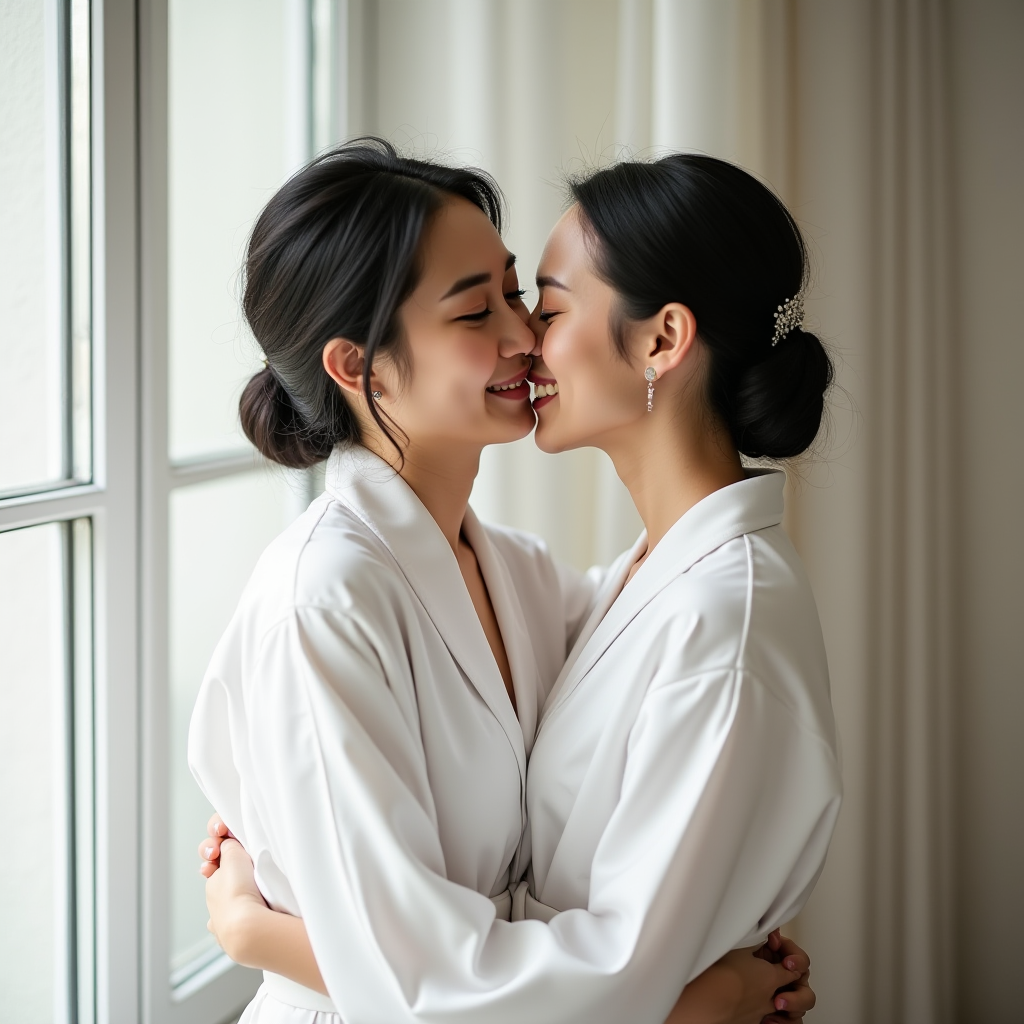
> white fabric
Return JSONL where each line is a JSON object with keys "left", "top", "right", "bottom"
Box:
{"left": 189, "top": 446, "right": 598, "bottom": 1024}
{"left": 521, "top": 470, "right": 842, "bottom": 1016}
{"left": 192, "top": 452, "right": 840, "bottom": 1024}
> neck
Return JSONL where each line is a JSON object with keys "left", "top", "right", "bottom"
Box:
{"left": 389, "top": 440, "right": 481, "bottom": 553}
{"left": 602, "top": 408, "right": 744, "bottom": 559}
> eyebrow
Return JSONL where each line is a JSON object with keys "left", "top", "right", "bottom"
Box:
{"left": 440, "top": 253, "right": 518, "bottom": 300}
{"left": 536, "top": 274, "right": 570, "bottom": 291}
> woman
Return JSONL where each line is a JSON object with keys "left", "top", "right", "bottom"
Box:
{"left": 190, "top": 141, "right": 824, "bottom": 1023}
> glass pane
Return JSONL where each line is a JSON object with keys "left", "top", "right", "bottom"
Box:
{"left": 167, "top": 0, "right": 292, "bottom": 463}
{"left": 0, "top": 2, "right": 64, "bottom": 494}
{"left": 169, "top": 470, "right": 301, "bottom": 980}
{"left": 0, "top": 523, "right": 68, "bottom": 1022}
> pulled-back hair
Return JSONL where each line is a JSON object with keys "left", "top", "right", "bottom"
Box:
{"left": 570, "top": 154, "right": 832, "bottom": 459}
{"left": 239, "top": 138, "right": 504, "bottom": 467}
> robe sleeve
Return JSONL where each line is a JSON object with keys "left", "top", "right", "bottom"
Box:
{"left": 219, "top": 609, "right": 838, "bottom": 1024}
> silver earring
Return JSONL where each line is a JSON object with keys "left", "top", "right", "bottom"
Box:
{"left": 371, "top": 391, "right": 382, "bottom": 401}
{"left": 645, "top": 367, "right": 656, "bottom": 412}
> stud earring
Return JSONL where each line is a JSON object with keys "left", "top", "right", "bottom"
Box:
{"left": 645, "top": 367, "right": 657, "bottom": 412}
{"left": 371, "top": 391, "right": 382, "bottom": 401}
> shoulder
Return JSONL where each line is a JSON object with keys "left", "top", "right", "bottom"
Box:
{"left": 241, "top": 494, "right": 412, "bottom": 628}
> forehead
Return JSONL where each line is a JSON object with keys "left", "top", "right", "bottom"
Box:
{"left": 538, "top": 206, "right": 589, "bottom": 275}
{"left": 415, "top": 197, "right": 506, "bottom": 285}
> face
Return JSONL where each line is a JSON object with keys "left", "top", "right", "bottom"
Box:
{"left": 363, "top": 197, "right": 537, "bottom": 453}
{"left": 527, "top": 207, "right": 654, "bottom": 454}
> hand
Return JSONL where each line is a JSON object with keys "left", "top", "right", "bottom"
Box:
{"left": 757, "top": 930, "right": 815, "bottom": 1022}
{"left": 668, "top": 943, "right": 801, "bottom": 1024}
{"left": 205, "top": 837, "right": 267, "bottom": 966}
{"left": 197, "top": 813, "right": 232, "bottom": 879}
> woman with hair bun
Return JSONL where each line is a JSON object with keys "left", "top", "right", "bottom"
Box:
{"left": 193, "top": 143, "right": 834, "bottom": 1024}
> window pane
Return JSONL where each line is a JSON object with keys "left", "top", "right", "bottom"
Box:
{"left": 169, "top": 470, "right": 300, "bottom": 980}
{"left": 0, "top": 2, "right": 64, "bottom": 494}
{"left": 0, "top": 523, "right": 67, "bottom": 1022}
{"left": 167, "top": 0, "right": 292, "bottom": 463}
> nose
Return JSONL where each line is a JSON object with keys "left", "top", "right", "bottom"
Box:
{"left": 498, "top": 301, "right": 537, "bottom": 359}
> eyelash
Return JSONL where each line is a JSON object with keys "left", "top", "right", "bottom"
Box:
{"left": 456, "top": 290, "right": 526, "bottom": 323}
{"left": 538, "top": 310, "right": 560, "bottom": 323}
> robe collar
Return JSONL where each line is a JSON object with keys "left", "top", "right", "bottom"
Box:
{"left": 324, "top": 445, "right": 527, "bottom": 778}
{"left": 540, "top": 469, "right": 787, "bottom": 722}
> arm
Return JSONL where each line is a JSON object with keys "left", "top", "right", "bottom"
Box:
{"left": 201, "top": 827, "right": 814, "bottom": 1022}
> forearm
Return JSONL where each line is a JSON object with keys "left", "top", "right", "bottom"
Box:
{"left": 224, "top": 903, "right": 327, "bottom": 996}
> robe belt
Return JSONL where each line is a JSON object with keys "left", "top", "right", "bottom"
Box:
{"left": 261, "top": 889, "right": 521, "bottom": 1013}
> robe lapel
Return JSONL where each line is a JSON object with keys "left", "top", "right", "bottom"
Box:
{"left": 540, "top": 470, "right": 787, "bottom": 724}
{"left": 324, "top": 447, "right": 526, "bottom": 779}
{"left": 461, "top": 509, "right": 539, "bottom": 754}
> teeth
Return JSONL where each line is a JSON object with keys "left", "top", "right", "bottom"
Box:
{"left": 536, "top": 383, "right": 559, "bottom": 397}
{"left": 490, "top": 378, "right": 525, "bottom": 392}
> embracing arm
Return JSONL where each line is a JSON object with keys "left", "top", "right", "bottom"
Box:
{"left": 201, "top": 820, "right": 813, "bottom": 1022}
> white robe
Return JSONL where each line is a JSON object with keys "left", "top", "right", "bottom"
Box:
{"left": 188, "top": 446, "right": 597, "bottom": 1022}
{"left": 519, "top": 469, "right": 842, "bottom": 1021}
{"left": 191, "top": 453, "right": 841, "bottom": 1024}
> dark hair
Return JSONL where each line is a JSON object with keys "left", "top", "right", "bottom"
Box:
{"left": 570, "top": 154, "right": 833, "bottom": 459}
{"left": 239, "top": 138, "right": 504, "bottom": 467}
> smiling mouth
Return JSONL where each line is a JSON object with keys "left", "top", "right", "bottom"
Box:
{"left": 486, "top": 377, "right": 528, "bottom": 393}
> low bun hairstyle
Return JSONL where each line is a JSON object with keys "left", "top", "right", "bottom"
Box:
{"left": 239, "top": 138, "right": 504, "bottom": 468}
{"left": 570, "top": 155, "right": 833, "bottom": 459}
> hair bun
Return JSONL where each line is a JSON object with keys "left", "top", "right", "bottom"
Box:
{"left": 239, "top": 366, "right": 336, "bottom": 469}
{"left": 729, "top": 328, "right": 833, "bottom": 459}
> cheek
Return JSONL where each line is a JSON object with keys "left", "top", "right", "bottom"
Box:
{"left": 404, "top": 334, "right": 495, "bottom": 416}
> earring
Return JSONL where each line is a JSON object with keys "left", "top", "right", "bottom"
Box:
{"left": 645, "top": 367, "right": 657, "bottom": 412}
{"left": 371, "top": 391, "right": 382, "bottom": 401}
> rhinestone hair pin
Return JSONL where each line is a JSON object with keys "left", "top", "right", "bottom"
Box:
{"left": 772, "top": 296, "right": 804, "bottom": 346}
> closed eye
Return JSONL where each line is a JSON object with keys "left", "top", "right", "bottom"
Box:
{"left": 505, "top": 288, "right": 526, "bottom": 300}
{"left": 538, "top": 310, "right": 561, "bottom": 323}
{"left": 456, "top": 308, "right": 493, "bottom": 322}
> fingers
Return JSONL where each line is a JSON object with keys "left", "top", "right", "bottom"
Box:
{"left": 774, "top": 973, "right": 816, "bottom": 1015}
{"left": 198, "top": 834, "right": 223, "bottom": 862}
{"left": 769, "top": 961, "right": 802, "bottom": 995}
{"left": 207, "top": 813, "right": 232, "bottom": 839}
{"left": 775, "top": 934, "right": 811, "bottom": 972}
{"left": 199, "top": 859, "right": 218, "bottom": 879}
{"left": 766, "top": 928, "right": 782, "bottom": 953}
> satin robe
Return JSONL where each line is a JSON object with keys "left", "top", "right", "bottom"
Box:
{"left": 518, "top": 470, "right": 842, "bottom": 1022}
{"left": 188, "top": 446, "right": 597, "bottom": 1022}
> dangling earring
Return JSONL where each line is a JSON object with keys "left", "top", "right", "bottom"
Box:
{"left": 371, "top": 390, "right": 382, "bottom": 401}
{"left": 645, "top": 367, "right": 657, "bottom": 412}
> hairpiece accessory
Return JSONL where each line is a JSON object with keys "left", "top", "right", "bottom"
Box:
{"left": 371, "top": 390, "right": 383, "bottom": 401}
{"left": 645, "top": 366, "right": 657, "bottom": 412}
{"left": 772, "top": 296, "right": 804, "bottom": 346}
{"left": 262, "top": 357, "right": 269, "bottom": 368}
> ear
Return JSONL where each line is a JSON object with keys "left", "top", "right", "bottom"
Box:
{"left": 323, "top": 337, "right": 380, "bottom": 400}
{"left": 639, "top": 303, "right": 698, "bottom": 379}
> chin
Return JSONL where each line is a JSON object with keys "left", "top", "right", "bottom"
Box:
{"left": 532, "top": 420, "right": 569, "bottom": 455}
